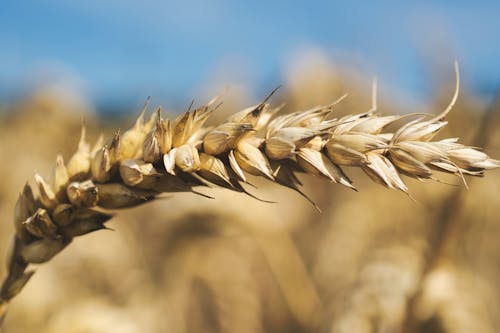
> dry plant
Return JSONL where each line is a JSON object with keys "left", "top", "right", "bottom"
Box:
{"left": 0, "top": 63, "right": 498, "bottom": 326}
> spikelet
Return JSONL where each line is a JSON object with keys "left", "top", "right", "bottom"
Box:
{"left": 226, "top": 86, "right": 280, "bottom": 129}
{"left": 91, "top": 146, "right": 112, "bottom": 183}
{"left": 116, "top": 99, "right": 150, "bottom": 161}
{"left": 59, "top": 209, "right": 113, "bottom": 238}
{"left": 446, "top": 147, "right": 500, "bottom": 170}
{"left": 392, "top": 141, "right": 446, "bottom": 164}
{"left": 67, "top": 180, "right": 99, "bottom": 207}
{"left": 52, "top": 204, "right": 75, "bottom": 226}
{"left": 14, "top": 184, "right": 37, "bottom": 242}
{"left": 328, "top": 133, "right": 387, "bottom": 153}
{"left": 362, "top": 152, "right": 408, "bottom": 193}
{"left": 143, "top": 108, "right": 173, "bottom": 162}
{"left": 174, "top": 144, "right": 201, "bottom": 173}
{"left": 197, "top": 153, "right": 233, "bottom": 188}
{"left": 350, "top": 115, "right": 400, "bottom": 134}
{"left": 163, "top": 148, "right": 177, "bottom": 175}
{"left": 119, "top": 159, "right": 160, "bottom": 188}
{"left": 22, "top": 208, "right": 58, "bottom": 238}
{"left": 34, "top": 173, "right": 58, "bottom": 210}
{"left": 157, "top": 118, "right": 173, "bottom": 154}
{"left": 1, "top": 62, "right": 499, "bottom": 324}
{"left": 203, "top": 123, "right": 254, "bottom": 155}
{"left": 20, "top": 238, "right": 70, "bottom": 264}
{"left": 228, "top": 149, "right": 247, "bottom": 182}
{"left": 234, "top": 140, "right": 275, "bottom": 180}
{"left": 142, "top": 130, "right": 161, "bottom": 163}
{"left": 172, "top": 97, "right": 218, "bottom": 147}
{"left": 388, "top": 148, "right": 433, "bottom": 179}
{"left": 67, "top": 126, "right": 91, "bottom": 180}
{"left": 96, "top": 183, "right": 156, "bottom": 209}
{"left": 265, "top": 127, "right": 316, "bottom": 160}
{"left": 51, "top": 154, "right": 69, "bottom": 202}
{"left": 325, "top": 142, "right": 368, "bottom": 166}
{"left": 296, "top": 148, "right": 355, "bottom": 190}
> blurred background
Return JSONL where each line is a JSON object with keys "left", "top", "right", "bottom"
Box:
{"left": 1, "top": 1, "right": 500, "bottom": 332}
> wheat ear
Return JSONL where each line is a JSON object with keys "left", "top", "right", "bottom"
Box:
{"left": 1, "top": 63, "right": 499, "bottom": 325}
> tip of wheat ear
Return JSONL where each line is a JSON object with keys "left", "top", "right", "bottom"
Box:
{"left": 1, "top": 63, "right": 499, "bottom": 323}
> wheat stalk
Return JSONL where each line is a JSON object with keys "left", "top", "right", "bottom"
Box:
{"left": 0, "top": 63, "right": 498, "bottom": 325}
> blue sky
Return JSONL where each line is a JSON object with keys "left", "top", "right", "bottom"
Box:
{"left": 1, "top": 0, "right": 499, "bottom": 112}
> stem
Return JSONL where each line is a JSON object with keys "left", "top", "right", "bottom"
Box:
{"left": 0, "top": 299, "right": 7, "bottom": 328}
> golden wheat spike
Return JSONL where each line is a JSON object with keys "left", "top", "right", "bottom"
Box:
{"left": 1, "top": 64, "right": 499, "bottom": 326}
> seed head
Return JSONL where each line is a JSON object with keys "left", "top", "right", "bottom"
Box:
{"left": 3, "top": 63, "right": 500, "bottom": 322}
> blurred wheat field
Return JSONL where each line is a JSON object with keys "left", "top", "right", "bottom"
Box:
{"left": 1, "top": 57, "right": 500, "bottom": 333}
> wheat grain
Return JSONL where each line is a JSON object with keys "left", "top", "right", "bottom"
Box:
{"left": 0, "top": 63, "right": 499, "bottom": 325}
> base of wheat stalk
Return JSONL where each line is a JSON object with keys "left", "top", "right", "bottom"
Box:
{"left": 1, "top": 63, "right": 499, "bottom": 326}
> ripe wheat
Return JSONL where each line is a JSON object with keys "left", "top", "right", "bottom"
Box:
{"left": 0, "top": 64, "right": 498, "bottom": 324}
